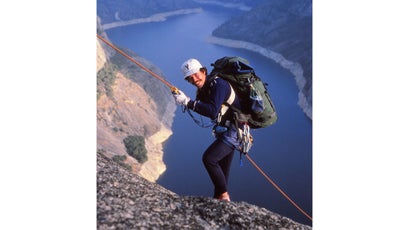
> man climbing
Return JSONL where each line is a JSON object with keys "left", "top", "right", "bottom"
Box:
{"left": 172, "top": 58, "right": 244, "bottom": 202}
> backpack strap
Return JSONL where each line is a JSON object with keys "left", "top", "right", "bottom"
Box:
{"left": 213, "top": 76, "right": 236, "bottom": 124}
{"left": 220, "top": 83, "right": 235, "bottom": 116}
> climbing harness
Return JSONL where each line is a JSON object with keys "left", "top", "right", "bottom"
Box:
{"left": 96, "top": 34, "right": 312, "bottom": 222}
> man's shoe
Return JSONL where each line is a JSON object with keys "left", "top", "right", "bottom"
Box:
{"left": 217, "top": 192, "right": 230, "bottom": 202}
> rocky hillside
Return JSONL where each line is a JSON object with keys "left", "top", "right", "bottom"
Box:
{"left": 97, "top": 152, "right": 312, "bottom": 229}
{"left": 212, "top": 0, "right": 312, "bottom": 119}
{"left": 97, "top": 24, "right": 176, "bottom": 182}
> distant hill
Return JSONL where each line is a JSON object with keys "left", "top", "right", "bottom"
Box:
{"left": 212, "top": 0, "right": 312, "bottom": 119}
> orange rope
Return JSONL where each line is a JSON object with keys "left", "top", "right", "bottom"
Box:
{"left": 97, "top": 34, "right": 174, "bottom": 89}
{"left": 245, "top": 154, "right": 313, "bottom": 221}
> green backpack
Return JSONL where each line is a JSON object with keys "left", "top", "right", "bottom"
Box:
{"left": 209, "top": 56, "right": 278, "bottom": 129}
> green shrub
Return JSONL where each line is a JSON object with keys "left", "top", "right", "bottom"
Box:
{"left": 112, "top": 155, "right": 132, "bottom": 171}
{"left": 97, "top": 63, "right": 117, "bottom": 99}
{"left": 123, "top": 135, "right": 147, "bottom": 164}
{"left": 112, "top": 155, "right": 127, "bottom": 162}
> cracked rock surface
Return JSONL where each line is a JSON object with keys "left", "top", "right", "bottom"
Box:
{"left": 97, "top": 152, "right": 312, "bottom": 229}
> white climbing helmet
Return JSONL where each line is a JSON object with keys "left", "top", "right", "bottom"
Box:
{"left": 181, "top": 58, "right": 203, "bottom": 78}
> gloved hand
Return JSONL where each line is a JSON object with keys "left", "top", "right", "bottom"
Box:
{"left": 173, "top": 90, "right": 190, "bottom": 106}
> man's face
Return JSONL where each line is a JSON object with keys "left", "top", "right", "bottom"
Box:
{"left": 185, "top": 70, "right": 206, "bottom": 88}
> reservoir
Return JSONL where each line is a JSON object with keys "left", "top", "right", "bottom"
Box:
{"left": 106, "top": 5, "right": 312, "bottom": 226}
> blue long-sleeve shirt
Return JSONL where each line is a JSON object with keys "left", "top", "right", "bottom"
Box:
{"left": 187, "top": 76, "right": 241, "bottom": 121}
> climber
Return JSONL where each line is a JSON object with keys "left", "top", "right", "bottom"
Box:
{"left": 173, "top": 58, "right": 244, "bottom": 202}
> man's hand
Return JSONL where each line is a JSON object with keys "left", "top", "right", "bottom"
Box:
{"left": 173, "top": 90, "right": 190, "bottom": 106}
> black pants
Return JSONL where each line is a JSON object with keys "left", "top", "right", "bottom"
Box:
{"left": 202, "top": 139, "right": 235, "bottom": 198}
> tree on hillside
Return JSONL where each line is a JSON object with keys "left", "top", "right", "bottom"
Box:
{"left": 123, "top": 135, "right": 148, "bottom": 163}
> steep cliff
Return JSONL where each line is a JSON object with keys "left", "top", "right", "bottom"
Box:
{"left": 212, "top": 0, "right": 312, "bottom": 119}
{"left": 97, "top": 28, "right": 176, "bottom": 182}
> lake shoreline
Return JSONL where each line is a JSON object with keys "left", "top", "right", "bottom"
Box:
{"left": 101, "top": 8, "right": 203, "bottom": 30}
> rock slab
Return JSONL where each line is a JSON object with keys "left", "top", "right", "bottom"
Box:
{"left": 97, "top": 152, "right": 312, "bottom": 229}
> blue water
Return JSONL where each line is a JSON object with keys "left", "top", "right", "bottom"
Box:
{"left": 106, "top": 6, "right": 312, "bottom": 226}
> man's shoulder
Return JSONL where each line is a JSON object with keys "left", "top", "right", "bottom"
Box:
{"left": 209, "top": 75, "right": 230, "bottom": 88}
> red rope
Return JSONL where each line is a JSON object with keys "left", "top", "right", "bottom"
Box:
{"left": 245, "top": 154, "right": 313, "bottom": 221}
{"left": 97, "top": 34, "right": 174, "bottom": 89}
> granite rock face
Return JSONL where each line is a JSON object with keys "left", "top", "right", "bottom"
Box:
{"left": 97, "top": 152, "right": 312, "bottom": 229}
